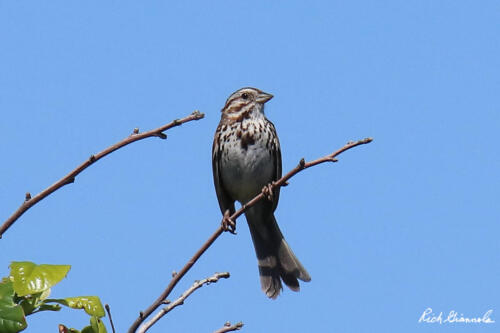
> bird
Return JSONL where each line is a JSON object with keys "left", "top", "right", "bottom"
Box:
{"left": 212, "top": 87, "right": 311, "bottom": 298}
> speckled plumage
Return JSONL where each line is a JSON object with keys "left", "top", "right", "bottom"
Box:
{"left": 212, "top": 87, "right": 311, "bottom": 299}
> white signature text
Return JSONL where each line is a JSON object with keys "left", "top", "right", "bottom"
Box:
{"left": 418, "top": 308, "right": 494, "bottom": 324}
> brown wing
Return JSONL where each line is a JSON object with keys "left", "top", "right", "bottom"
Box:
{"left": 269, "top": 120, "right": 282, "bottom": 213}
{"left": 212, "top": 127, "right": 236, "bottom": 215}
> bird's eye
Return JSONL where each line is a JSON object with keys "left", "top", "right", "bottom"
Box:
{"left": 241, "top": 93, "right": 249, "bottom": 100}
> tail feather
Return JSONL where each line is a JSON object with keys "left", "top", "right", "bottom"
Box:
{"left": 278, "top": 238, "right": 311, "bottom": 282}
{"left": 247, "top": 211, "right": 310, "bottom": 299}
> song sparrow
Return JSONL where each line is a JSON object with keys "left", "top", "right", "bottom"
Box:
{"left": 212, "top": 87, "right": 311, "bottom": 298}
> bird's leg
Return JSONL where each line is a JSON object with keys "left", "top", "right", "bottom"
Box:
{"left": 221, "top": 209, "right": 237, "bottom": 234}
{"left": 262, "top": 182, "right": 274, "bottom": 201}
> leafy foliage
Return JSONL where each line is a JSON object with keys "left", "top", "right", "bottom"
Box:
{"left": 0, "top": 279, "right": 27, "bottom": 333}
{"left": 0, "top": 262, "right": 106, "bottom": 333}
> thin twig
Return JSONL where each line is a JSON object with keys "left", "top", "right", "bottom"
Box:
{"left": 0, "top": 111, "right": 205, "bottom": 239}
{"left": 228, "top": 137, "right": 373, "bottom": 223}
{"left": 127, "top": 137, "right": 372, "bottom": 333}
{"left": 105, "top": 304, "right": 116, "bottom": 333}
{"left": 213, "top": 322, "right": 244, "bottom": 333}
{"left": 138, "top": 272, "right": 230, "bottom": 333}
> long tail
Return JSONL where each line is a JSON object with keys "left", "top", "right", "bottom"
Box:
{"left": 246, "top": 210, "right": 311, "bottom": 299}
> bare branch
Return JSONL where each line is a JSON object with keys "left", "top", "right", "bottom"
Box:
{"left": 233, "top": 137, "right": 374, "bottom": 220}
{"left": 128, "top": 227, "right": 224, "bottom": 333}
{"left": 0, "top": 111, "right": 205, "bottom": 239}
{"left": 213, "top": 322, "right": 244, "bottom": 333}
{"left": 128, "top": 137, "right": 372, "bottom": 333}
{"left": 105, "top": 304, "right": 116, "bottom": 333}
{"left": 138, "top": 272, "right": 230, "bottom": 333}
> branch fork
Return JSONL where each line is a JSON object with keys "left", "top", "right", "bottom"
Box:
{"left": 137, "top": 272, "right": 231, "bottom": 333}
{"left": 128, "top": 137, "right": 372, "bottom": 332}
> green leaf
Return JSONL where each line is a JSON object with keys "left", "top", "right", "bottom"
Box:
{"left": 0, "top": 280, "right": 27, "bottom": 333}
{"left": 91, "top": 316, "right": 107, "bottom": 333}
{"left": 81, "top": 316, "right": 107, "bottom": 333}
{"left": 9, "top": 262, "right": 70, "bottom": 296}
{"left": 17, "top": 290, "right": 53, "bottom": 316}
{"left": 38, "top": 288, "right": 52, "bottom": 301}
{"left": 18, "top": 297, "right": 37, "bottom": 316}
{"left": 46, "top": 297, "right": 105, "bottom": 318}
{"left": 0, "top": 280, "right": 16, "bottom": 308}
{"left": 81, "top": 326, "right": 92, "bottom": 333}
{"left": 0, "top": 306, "right": 27, "bottom": 333}
{"left": 36, "top": 303, "right": 61, "bottom": 312}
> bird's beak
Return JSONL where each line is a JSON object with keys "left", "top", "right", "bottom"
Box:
{"left": 256, "top": 92, "right": 273, "bottom": 103}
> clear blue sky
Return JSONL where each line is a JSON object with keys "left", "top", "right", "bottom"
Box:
{"left": 1, "top": 1, "right": 499, "bottom": 332}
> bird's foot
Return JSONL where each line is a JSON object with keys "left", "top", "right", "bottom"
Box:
{"left": 262, "top": 183, "right": 274, "bottom": 201}
{"left": 221, "top": 210, "right": 237, "bottom": 234}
